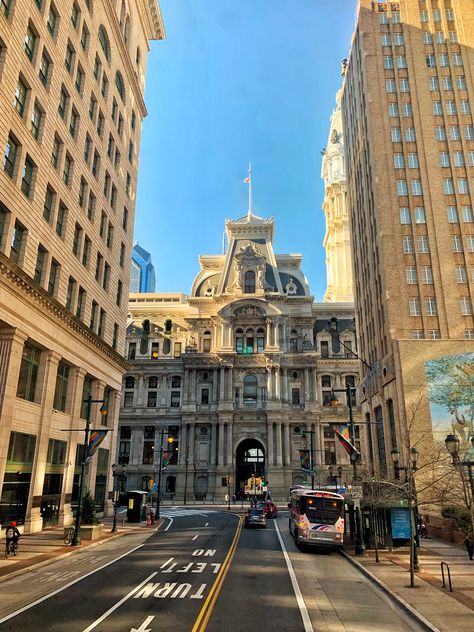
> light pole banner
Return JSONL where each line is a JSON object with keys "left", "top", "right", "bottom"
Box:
{"left": 299, "top": 449, "right": 311, "bottom": 471}
{"left": 161, "top": 451, "right": 172, "bottom": 469}
{"left": 330, "top": 423, "right": 360, "bottom": 461}
{"left": 87, "top": 429, "right": 110, "bottom": 460}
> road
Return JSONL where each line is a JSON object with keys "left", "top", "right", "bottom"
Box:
{"left": 0, "top": 509, "right": 424, "bottom": 631}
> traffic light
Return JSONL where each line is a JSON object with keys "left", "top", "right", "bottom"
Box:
{"left": 148, "top": 479, "right": 154, "bottom": 491}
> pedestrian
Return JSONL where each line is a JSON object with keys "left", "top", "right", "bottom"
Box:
{"left": 464, "top": 529, "right": 473, "bottom": 560}
{"left": 5, "top": 521, "right": 20, "bottom": 551}
{"left": 232, "top": 493, "right": 236, "bottom": 504}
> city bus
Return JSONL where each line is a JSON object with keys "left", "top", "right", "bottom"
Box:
{"left": 289, "top": 488, "right": 345, "bottom": 549}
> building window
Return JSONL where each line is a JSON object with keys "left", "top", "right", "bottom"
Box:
{"left": 411, "top": 180, "right": 423, "bottom": 196}
{"left": 34, "top": 245, "right": 46, "bottom": 284}
{"left": 418, "top": 235, "right": 429, "bottom": 253}
{"left": 43, "top": 186, "right": 55, "bottom": 222}
{"left": 115, "top": 71, "right": 125, "bottom": 102}
{"left": 170, "top": 391, "right": 181, "bottom": 407}
{"left": 435, "top": 126, "right": 446, "bottom": 141}
{"left": 429, "top": 77, "right": 439, "bottom": 91}
{"left": 402, "top": 236, "right": 414, "bottom": 253}
{"left": 17, "top": 343, "right": 40, "bottom": 402}
{"left": 21, "top": 156, "right": 35, "bottom": 198}
{"left": 462, "top": 206, "right": 473, "bottom": 222}
{"left": 460, "top": 298, "right": 473, "bottom": 316}
{"left": 409, "top": 297, "right": 421, "bottom": 316}
{"left": 396, "top": 180, "right": 407, "bottom": 196}
{"left": 56, "top": 203, "right": 66, "bottom": 237}
{"left": 426, "top": 297, "right": 437, "bottom": 316}
{"left": 455, "top": 265, "right": 467, "bottom": 283}
{"left": 388, "top": 103, "right": 399, "bottom": 117}
{"left": 291, "top": 388, "right": 300, "bottom": 405}
{"left": 407, "top": 153, "right": 418, "bottom": 168}
{"left": 201, "top": 388, "right": 209, "bottom": 405}
{"left": 414, "top": 207, "right": 425, "bottom": 223}
{"left": 24, "top": 25, "right": 37, "bottom": 61}
{"left": 421, "top": 266, "right": 433, "bottom": 284}
{"left": 443, "top": 179, "right": 454, "bottom": 194}
{"left": 464, "top": 330, "right": 474, "bottom": 340}
{"left": 81, "top": 23, "right": 89, "bottom": 51}
{"left": 10, "top": 221, "right": 25, "bottom": 265}
{"left": 98, "top": 25, "right": 110, "bottom": 61}
{"left": 3, "top": 135, "right": 18, "bottom": 178}
{"left": 244, "top": 270, "right": 255, "bottom": 293}
{"left": 391, "top": 127, "right": 401, "bottom": 142}
{"left": 243, "top": 374, "right": 257, "bottom": 407}
{"left": 406, "top": 266, "right": 417, "bottom": 284}
{"left": 452, "top": 235, "right": 463, "bottom": 252}
{"left": 53, "top": 362, "right": 69, "bottom": 412}
{"left": 39, "top": 51, "right": 50, "bottom": 86}
{"left": 399, "top": 208, "right": 411, "bottom": 224}
{"left": 63, "top": 154, "right": 72, "bottom": 185}
{"left": 147, "top": 391, "right": 157, "bottom": 408}
{"left": 13, "top": 78, "right": 28, "bottom": 116}
{"left": 128, "top": 342, "right": 136, "bottom": 360}
{"left": 48, "top": 259, "right": 59, "bottom": 295}
{"left": 66, "top": 276, "right": 75, "bottom": 311}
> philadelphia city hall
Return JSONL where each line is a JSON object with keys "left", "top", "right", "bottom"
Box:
{"left": 118, "top": 209, "right": 363, "bottom": 502}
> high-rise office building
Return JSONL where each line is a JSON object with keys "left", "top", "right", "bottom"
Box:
{"left": 0, "top": 0, "right": 164, "bottom": 531}
{"left": 130, "top": 243, "right": 156, "bottom": 292}
{"left": 322, "top": 89, "right": 353, "bottom": 303}
{"left": 342, "top": 0, "right": 474, "bottom": 478}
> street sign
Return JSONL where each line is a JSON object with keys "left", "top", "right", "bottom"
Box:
{"left": 351, "top": 485, "right": 363, "bottom": 500}
{"left": 151, "top": 483, "right": 158, "bottom": 493}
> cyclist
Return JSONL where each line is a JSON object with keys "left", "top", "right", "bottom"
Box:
{"left": 5, "top": 521, "right": 20, "bottom": 553}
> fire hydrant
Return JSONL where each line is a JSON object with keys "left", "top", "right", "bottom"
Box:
{"left": 146, "top": 509, "right": 152, "bottom": 526}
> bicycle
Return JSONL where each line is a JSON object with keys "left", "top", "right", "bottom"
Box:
{"left": 4, "top": 539, "right": 18, "bottom": 558}
{"left": 64, "top": 525, "right": 75, "bottom": 545}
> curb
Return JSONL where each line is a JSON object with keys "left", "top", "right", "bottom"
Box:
{"left": 0, "top": 522, "right": 161, "bottom": 584}
{"left": 340, "top": 550, "right": 440, "bottom": 632}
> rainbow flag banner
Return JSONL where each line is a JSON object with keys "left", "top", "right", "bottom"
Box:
{"left": 86, "top": 429, "right": 110, "bottom": 461}
{"left": 330, "top": 423, "right": 361, "bottom": 463}
{"left": 299, "top": 449, "right": 315, "bottom": 474}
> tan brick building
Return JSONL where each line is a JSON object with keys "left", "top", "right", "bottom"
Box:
{"left": 342, "top": 0, "right": 474, "bottom": 478}
{"left": 0, "top": 0, "right": 164, "bottom": 532}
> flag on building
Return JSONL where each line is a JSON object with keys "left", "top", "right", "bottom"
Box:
{"left": 244, "top": 176, "right": 250, "bottom": 183}
{"left": 299, "top": 449, "right": 311, "bottom": 472}
{"left": 330, "top": 423, "right": 360, "bottom": 462}
{"left": 161, "top": 451, "right": 172, "bottom": 469}
{"left": 86, "top": 429, "right": 110, "bottom": 461}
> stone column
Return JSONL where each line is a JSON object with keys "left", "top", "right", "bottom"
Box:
{"left": 211, "top": 421, "right": 217, "bottom": 466}
{"left": 25, "top": 350, "right": 61, "bottom": 532}
{"left": 283, "top": 422, "right": 291, "bottom": 466}
{"left": 61, "top": 367, "right": 87, "bottom": 526}
{"left": 312, "top": 369, "right": 319, "bottom": 403}
{"left": 227, "top": 367, "right": 233, "bottom": 401}
{"left": 226, "top": 422, "right": 233, "bottom": 466}
{"left": 136, "top": 374, "right": 145, "bottom": 407}
{"left": 212, "top": 369, "right": 218, "bottom": 402}
{"left": 304, "top": 369, "right": 310, "bottom": 402}
{"left": 266, "top": 318, "right": 271, "bottom": 346}
{"left": 266, "top": 368, "right": 272, "bottom": 401}
{"left": 190, "top": 370, "right": 197, "bottom": 404}
{"left": 267, "top": 422, "right": 274, "bottom": 467}
{"left": 219, "top": 368, "right": 225, "bottom": 401}
{"left": 179, "top": 424, "right": 188, "bottom": 465}
{"left": 217, "top": 421, "right": 225, "bottom": 466}
{"left": 0, "top": 328, "right": 28, "bottom": 503}
{"left": 183, "top": 368, "right": 190, "bottom": 403}
{"left": 275, "top": 422, "right": 283, "bottom": 466}
{"left": 275, "top": 367, "right": 281, "bottom": 400}
{"left": 188, "top": 422, "right": 196, "bottom": 465}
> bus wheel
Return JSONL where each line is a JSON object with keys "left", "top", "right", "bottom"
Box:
{"left": 294, "top": 529, "right": 300, "bottom": 548}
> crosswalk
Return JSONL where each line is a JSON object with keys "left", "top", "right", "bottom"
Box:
{"left": 159, "top": 508, "right": 217, "bottom": 519}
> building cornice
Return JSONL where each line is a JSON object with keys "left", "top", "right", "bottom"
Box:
{"left": 0, "top": 253, "right": 130, "bottom": 372}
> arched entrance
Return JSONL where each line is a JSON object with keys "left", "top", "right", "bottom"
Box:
{"left": 235, "top": 439, "right": 265, "bottom": 500}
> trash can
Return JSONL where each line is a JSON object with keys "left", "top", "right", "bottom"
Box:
{"left": 126, "top": 491, "right": 148, "bottom": 523}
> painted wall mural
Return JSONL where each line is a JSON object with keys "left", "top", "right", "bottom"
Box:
{"left": 425, "top": 352, "right": 474, "bottom": 450}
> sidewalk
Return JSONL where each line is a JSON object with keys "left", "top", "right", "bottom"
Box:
{"left": 343, "top": 537, "right": 474, "bottom": 632}
{"left": 0, "top": 514, "right": 154, "bottom": 583}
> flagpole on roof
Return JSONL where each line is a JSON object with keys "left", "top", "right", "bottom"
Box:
{"left": 248, "top": 162, "right": 252, "bottom": 218}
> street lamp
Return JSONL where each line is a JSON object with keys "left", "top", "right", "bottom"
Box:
{"left": 111, "top": 462, "right": 127, "bottom": 533}
{"left": 329, "top": 385, "right": 365, "bottom": 556}
{"left": 155, "top": 430, "right": 175, "bottom": 520}
{"left": 390, "top": 446, "right": 420, "bottom": 584}
{"left": 302, "top": 430, "right": 316, "bottom": 489}
{"left": 444, "top": 433, "right": 474, "bottom": 537}
{"left": 71, "top": 396, "right": 108, "bottom": 546}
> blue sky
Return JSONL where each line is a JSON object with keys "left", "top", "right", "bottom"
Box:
{"left": 135, "top": 0, "right": 358, "bottom": 301}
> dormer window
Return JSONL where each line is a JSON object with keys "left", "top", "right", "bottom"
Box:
{"left": 203, "top": 331, "right": 211, "bottom": 352}
{"left": 244, "top": 270, "right": 255, "bottom": 293}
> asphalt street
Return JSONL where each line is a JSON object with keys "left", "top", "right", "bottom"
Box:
{"left": 0, "top": 509, "right": 425, "bottom": 632}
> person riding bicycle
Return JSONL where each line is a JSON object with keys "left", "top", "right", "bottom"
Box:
{"left": 5, "top": 521, "right": 20, "bottom": 550}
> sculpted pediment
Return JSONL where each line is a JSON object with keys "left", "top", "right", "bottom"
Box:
{"left": 234, "top": 242, "right": 266, "bottom": 264}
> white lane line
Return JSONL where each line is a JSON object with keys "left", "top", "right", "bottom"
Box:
{"left": 275, "top": 521, "right": 314, "bottom": 632}
{"left": 164, "top": 517, "right": 174, "bottom": 532}
{"left": 160, "top": 557, "right": 174, "bottom": 569}
{"left": 0, "top": 543, "right": 146, "bottom": 625}
{"left": 81, "top": 572, "right": 158, "bottom": 632}
{"left": 192, "top": 535, "right": 199, "bottom": 541}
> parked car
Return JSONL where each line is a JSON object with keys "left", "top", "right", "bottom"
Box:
{"left": 256, "top": 501, "right": 278, "bottom": 519}
{"left": 244, "top": 508, "right": 267, "bottom": 529}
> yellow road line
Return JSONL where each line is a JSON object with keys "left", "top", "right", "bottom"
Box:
{"left": 191, "top": 516, "right": 243, "bottom": 632}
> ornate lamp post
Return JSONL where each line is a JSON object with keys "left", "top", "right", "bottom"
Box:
{"left": 71, "top": 396, "right": 108, "bottom": 546}
{"left": 390, "top": 446, "right": 420, "bottom": 584}
{"left": 302, "top": 429, "right": 316, "bottom": 489}
{"left": 329, "top": 385, "right": 365, "bottom": 556}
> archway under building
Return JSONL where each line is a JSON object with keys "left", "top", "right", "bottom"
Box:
{"left": 235, "top": 439, "right": 265, "bottom": 500}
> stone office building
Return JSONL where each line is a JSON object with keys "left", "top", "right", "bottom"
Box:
{"left": 119, "top": 211, "right": 364, "bottom": 502}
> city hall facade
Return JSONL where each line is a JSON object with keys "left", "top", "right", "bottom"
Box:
{"left": 119, "top": 212, "right": 364, "bottom": 502}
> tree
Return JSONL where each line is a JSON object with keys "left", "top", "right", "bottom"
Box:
{"left": 81, "top": 491, "right": 99, "bottom": 525}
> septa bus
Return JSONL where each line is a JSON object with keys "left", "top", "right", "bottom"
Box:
{"left": 289, "top": 488, "right": 344, "bottom": 549}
